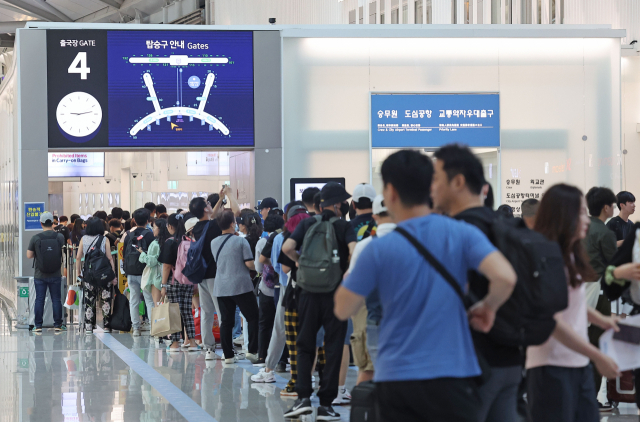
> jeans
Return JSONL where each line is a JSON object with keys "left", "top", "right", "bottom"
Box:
{"left": 34, "top": 277, "right": 63, "bottom": 328}
{"left": 477, "top": 365, "right": 523, "bottom": 422}
{"left": 127, "top": 275, "right": 154, "bottom": 330}
{"left": 366, "top": 322, "right": 379, "bottom": 367}
{"left": 199, "top": 278, "right": 221, "bottom": 349}
{"left": 218, "top": 292, "right": 259, "bottom": 359}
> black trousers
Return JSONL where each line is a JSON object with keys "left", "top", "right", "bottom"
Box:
{"left": 527, "top": 365, "right": 598, "bottom": 422}
{"left": 218, "top": 292, "right": 259, "bottom": 359}
{"left": 295, "top": 290, "right": 347, "bottom": 406}
{"left": 377, "top": 377, "right": 481, "bottom": 422}
{"left": 258, "top": 291, "right": 276, "bottom": 360}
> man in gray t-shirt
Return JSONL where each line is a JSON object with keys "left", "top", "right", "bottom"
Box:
{"left": 26, "top": 212, "right": 66, "bottom": 331}
{"left": 210, "top": 210, "right": 260, "bottom": 363}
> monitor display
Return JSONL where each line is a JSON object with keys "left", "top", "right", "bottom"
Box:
{"left": 48, "top": 152, "right": 105, "bottom": 177}
{"left": 371, "top": 93, "right": 500, "bottom": 148}
{"left": 290, "top": 178, "right": 346, "bottom": 202}
{"left": 47, "top": 30, "right": 254, "bottom": 149}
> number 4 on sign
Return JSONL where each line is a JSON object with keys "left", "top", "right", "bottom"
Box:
{"left": 68, "top": 52, "right": 90, "bottom": 80}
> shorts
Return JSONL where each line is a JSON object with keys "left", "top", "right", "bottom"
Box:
{"left": 366, "top": 322, "right": 379, "bottom": 367}
{"left": 350, "top": 306, "right": 374, "bottom": 372}
{"left": 316, "top": 318, "right": 353, "bottom": 347}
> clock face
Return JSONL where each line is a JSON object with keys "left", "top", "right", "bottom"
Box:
{"left": 56, "top": 92, "right": 102, "bottom": 139}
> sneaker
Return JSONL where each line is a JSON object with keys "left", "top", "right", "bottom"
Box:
{"left": 253, "top": 358, "right": 266, "bottom": 367}
{"left": 283, "top": 398, "right": 313, "bottom": 418}
{"left": 275, "top": 361, "right": 287, "bottom": 372}
{"left": 251, "top": 368, "right": 276, "bottom": 383}
{"left": 103, "top": 328, "right": 111, "bottom": 333}
{"left": 181, "top": 342, "right": 190, "bottom": 349}
{"left": 133, "top": 329, "right": 141, "bottom": 337}
{"left": 332, "top": 387, "right": 351, "bottom": 405}
{"left": 33, "top": 327, "right": 42, "bottom": 333}
{"left": 205, "top": 350, "right": 220, "bottom": 360}
{"left": 246, "top": 353, "right": 260, "bottom": 364}
{"left": 234, "top": 350, "right": 246, "bottom": 360}
{"left": 188, "top": 344, "right": 202, "bottom": 352}
{"left": 233, "top": 336, "right": 244, "bottom": 346}
{"left": 251, "top": 383, "right": 276, "bottom": 397}
{"left": 140, "top": 321, "right": 151, "bottom": 331}
{"left": 280, "top": 386, "right": 298, "bottom": 398}
{"left": 599, "top": 402, "right": 614, "bottom": 412}
{"left": 224, "top": 355, "right": 239, "bottom": 364}
{"left": 317, "top": 405, "right": 341, "bottom": 421}
{"left": 54, "top": 326, "right": 67, "bottom": 332}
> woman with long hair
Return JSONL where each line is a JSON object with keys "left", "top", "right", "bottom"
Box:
{"left": 71, "top": 218, "right": 85, "bottom": 247}
{"left": 75, "top": 217, "right": 116, "bottom": 333}
{"left": 139, "top": 218, "right": 167, "bottom": 310}
{"left": 527, "top": 184, "right": 620, "bottom": 422}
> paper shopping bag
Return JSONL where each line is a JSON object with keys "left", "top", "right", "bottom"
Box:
{"left": 64, "top": 285, "right": 83, "bottom": 310}
{"left": 151, "top": 301, "right": 182, "bottom": 337}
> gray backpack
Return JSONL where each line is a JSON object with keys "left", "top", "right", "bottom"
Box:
{"left": 297, "top": 215, "right": 342, "bottom": 293}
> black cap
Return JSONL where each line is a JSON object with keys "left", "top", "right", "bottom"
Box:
{"left": 320, "top": 182, "right": 351, "bottom": 207}
{"left": 256, "top": 197, "right": 278, "bottom": 210}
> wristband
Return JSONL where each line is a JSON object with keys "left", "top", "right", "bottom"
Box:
{"left": 605, "top": 265, "right": 627, "bottom": 286}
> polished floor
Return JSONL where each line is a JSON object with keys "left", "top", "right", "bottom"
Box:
{"left": 0, "top": 311, "right": 637, "bottom": 421}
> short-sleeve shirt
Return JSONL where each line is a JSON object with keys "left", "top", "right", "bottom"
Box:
{"left": 192, "top": 219, "right": 223, "bottom": 279}
{"left": 158, "top": 237, "right": 179, "bottom": 267}
{"left": 290, "top": 210, "right": 357, "bottom": 274}
{"left": 211, "top": 234, "right": 254, "bottom": 297}
{"left": 342, "top": 214, "right": 496, "bottom": 383}
{"left": 606, "top": 216, "right": 634, "bottom": 242}
{"left": 54, "top": 224, "right": 70, "bottom": 243}
{"left": 28, "top": 231, "right": 66, "bottom": 279}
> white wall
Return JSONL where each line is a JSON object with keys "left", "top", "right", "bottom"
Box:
{"left": 282, "top": 36, "right": 621, "bottom": 203}
{"left": 621, "top": 56, "right": 640, "bottom": 199}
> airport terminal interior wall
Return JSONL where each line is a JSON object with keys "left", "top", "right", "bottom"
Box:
{"left": 0, "top": 50, "right": 20, "bottom": 309}
{"left": 282, "top": 37, "right": 622, "bottom": 203}
{"left": 621, "top": 56, "right": 640, "bottom": 199}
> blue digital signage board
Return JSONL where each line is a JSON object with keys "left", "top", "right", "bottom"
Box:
{"left": 371, "top": 93, "right": 500, "bottom": 148}
{"left": 47, "top": 30, "right": 254, "bottom": 148}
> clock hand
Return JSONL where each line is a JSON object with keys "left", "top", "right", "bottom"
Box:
{"left": 70, "top": 112, "right": 92, "bottom": 115}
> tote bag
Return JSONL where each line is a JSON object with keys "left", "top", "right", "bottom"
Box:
{"left": 151, "top": 299, "right": 182, "bottom": 337}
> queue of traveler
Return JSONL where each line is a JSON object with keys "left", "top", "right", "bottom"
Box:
{"left": 26, "top": 144, "right": 640, "bottom": 422}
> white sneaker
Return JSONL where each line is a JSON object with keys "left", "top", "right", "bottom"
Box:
{"left": 246, "top": 353, "right": 260, "bottom": 364}
{"left": 224, "top": 355, "right": 239, "bottom": 364}
{"left": 332, "top": 388, "right": 352, "bottom": 406}
{"left": 140, "top": 321, "right": 151, "bottom": 331}
{"left": 251, "top": 368, "right": 276, "bottom": 383}
{"left": 205, "top": 350, "right": 220, "bottom": 360}
{"left": 133, "top": 329, "right": 141, "bottom": 337}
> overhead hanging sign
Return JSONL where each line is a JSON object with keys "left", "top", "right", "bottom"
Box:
{"left": 47, "top": 30, "right": 255, "bottom": 149}
{"left": 370, "top": 93, "right": 500, "bottom": 148}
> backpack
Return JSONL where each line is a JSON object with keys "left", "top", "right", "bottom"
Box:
{"left": 174, "top": 236, "right": 195, "bottom": 285}
{"left": 123, "top": 228, "right": 150, "bottom": 276}
{"left": 83, "top": 235, "right": 116, "bottom": 289}
{"left": 480, "top": 216, "right": 568, "bottom": 347}
{"left": 33, "top": 232, "right": 63, "bottom": 274}
{"left": 110, "top": 287, "right": 132, "bottom": 332}
{"left": 297, "top": 215, "right": 343, "bottom": 293}
{"left": 181, "top": 221, "right": 210, "bottom": 284}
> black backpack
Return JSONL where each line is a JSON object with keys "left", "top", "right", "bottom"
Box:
{"left": 480, "top": 216, "right": 568, "bottom": 347}
{"left": 33, "top": 232, "right": 62, "bottom": 274}
{"left": 83, "top": 236, "right": 115, "bottom": 289}
{"left": 123, "top": 229, "right": 150, "bottom": 276}
{"left": 109, "top": 287, "right": 132, "bottom": 332}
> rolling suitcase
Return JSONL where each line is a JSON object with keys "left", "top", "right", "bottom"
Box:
{"left": 607, "top": 370, "right": 636, "bottom": 408}
{"left": 28, "top": 276, "right": 67, "bottom": 329}
{"left": 350, "top": 381, "right": 380, "bottom": 422}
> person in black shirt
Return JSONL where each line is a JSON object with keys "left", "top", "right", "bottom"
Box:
{"left": 607, "top": 191, "right": 636, "bottom": 247}
{"left": 189, "top": 195, "right": 224, "bottom": 361}
{"left": 282, "top": 182, "right": 357, "bottom": 420}
{"left": 55, "top": 216, "right": 71, "bottom": 245}
{"left": 302, "top": 187, "right": 320, "bottom": 215}
{"left": 349, "top": 183, "right": 377, "bottom": 242}
{"left": 431, "top": 144, "right": 522, "bottom": 422}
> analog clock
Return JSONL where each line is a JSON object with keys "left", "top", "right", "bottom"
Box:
{"left": 56, "top": 92, "right": 103, "bottom": 141}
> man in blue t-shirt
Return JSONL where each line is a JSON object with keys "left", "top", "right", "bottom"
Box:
{"left": 335, "top": 150, "right": 516, "bottom": 422}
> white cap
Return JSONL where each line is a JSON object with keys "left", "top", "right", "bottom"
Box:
{"left": 372, "top": 195, "right": 387, "bottom": 215}
{"left": 352, "top": 183, "right": 376, "bottom": 203}
{"left": 185, "top": 217, "right": 199, "bottom": 233}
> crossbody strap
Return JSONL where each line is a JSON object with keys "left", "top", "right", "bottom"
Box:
{"left": 215, "top": 234, "right": 234, "bottom": 262}
{"left": 395, "top": 226, "right": 467, "bottom": 309}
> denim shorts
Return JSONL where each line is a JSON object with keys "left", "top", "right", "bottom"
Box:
{"left": 366, "top": 323, "right": 379, "bottom": 367}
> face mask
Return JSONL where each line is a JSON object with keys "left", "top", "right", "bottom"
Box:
{"left": 339, "top": 202, "right": 350, "bottom": 218}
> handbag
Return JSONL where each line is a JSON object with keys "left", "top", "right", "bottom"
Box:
{"left": 141, "top": 265, "right": 152, "bottom": 292}
{"left": 110, "top": 287, "right": 132, "bottom": 332}
{"left": 64, "top": 285, "right": 83, "bottom": 310}
{"left": 395, "top": 226, "right": 492, "bottom": 385}
{"left": 151, "top": 297, "right": 182, "bottom": 337}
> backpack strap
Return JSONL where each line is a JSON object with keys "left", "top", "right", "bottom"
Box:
{"left": 215, "top": 234, "right": 234, "bottom": 262}
{"left": 394, "top": 226, "right": 468, "bottom": 310}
